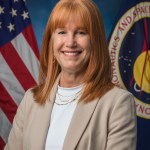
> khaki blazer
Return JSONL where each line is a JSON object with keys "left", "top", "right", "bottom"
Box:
{"left": 5, "top": 78, "right": 137, "bottom": 150}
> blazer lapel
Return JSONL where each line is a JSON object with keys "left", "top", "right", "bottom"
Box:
{"left": 31, "top": 77, "right": 60, "bottom": 149}
{"left": 63, "top": 98, "right": 99, "bottom": 150}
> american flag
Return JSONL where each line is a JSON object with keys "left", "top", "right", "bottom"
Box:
{"left": 0, "top": 0, "right": 39, "bottom": 149}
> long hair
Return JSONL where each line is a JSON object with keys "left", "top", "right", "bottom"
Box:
{"left": 33, "top": 0, "right": 113, "bottom": 104}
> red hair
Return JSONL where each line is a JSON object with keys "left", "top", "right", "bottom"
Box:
{"left": 33, "top": 0, "right": 113, "bottom": 104}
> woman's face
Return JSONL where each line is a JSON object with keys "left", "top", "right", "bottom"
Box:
{"left": 52, "top": 20, "right": 91, "bottom": 75}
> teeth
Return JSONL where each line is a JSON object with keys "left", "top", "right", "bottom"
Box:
{"left": 64, "top": 52, "right": 79, "bottom": 56}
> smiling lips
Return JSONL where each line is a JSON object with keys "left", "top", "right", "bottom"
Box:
{"left": 62, "top": 50, "right": 82, "bottom": 56}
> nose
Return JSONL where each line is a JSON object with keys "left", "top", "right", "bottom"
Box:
{"left": 66, "top": 34, "right": 77, "bottom": 48}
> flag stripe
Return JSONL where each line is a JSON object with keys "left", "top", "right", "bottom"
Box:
{"left": 0, "top": 43, "right": 37, "bottom": 91}
{"left": 0, "top": 109, "right": 12, "bottom": 143}
{"left": 11, "top": 33, "right": 39, "bottom": 83}
{"left": 22, "top": 24, "right": 40, "bottom": 59}
{"left": 0, "top": 136, "right": 5, "bottom": 150}
{"left": 0, "top": 82, "right": 18, "bottom": 123}
{"left": 0, "top": 53, "right": 25, "bottom": 105}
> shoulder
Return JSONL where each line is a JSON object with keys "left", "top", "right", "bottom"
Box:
{"left": 97, "top": 86, "right": 135, "bottom": 113}
{"left": 101, "top": 86, "right": 134, "bottom": 103}
{"left": 94, "top": 86, "right": 136, "bottom": 129}
{"left": 24, "top": 88, "right": 34, "bottom": 98}
{"left": 104, "top": 86, "right": 133, "bottom": 98}
{"left": 17, "top": 88, "right": 39, "bottom": 113}
{"left": 21, "top": 88, "right": 35, "bottom": 104}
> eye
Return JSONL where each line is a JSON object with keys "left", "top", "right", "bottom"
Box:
{"left": 76, "top": 30, "right": 87, "bottom": 35}
{"left": 58, "top": 30, "right": 66, "bottom": 34}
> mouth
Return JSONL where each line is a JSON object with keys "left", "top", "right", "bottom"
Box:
{"left": 61, "top": 50, "right": 82, "bottom": 56}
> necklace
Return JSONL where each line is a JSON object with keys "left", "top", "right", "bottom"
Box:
{"left": 55, "top": 90, "right": 81, "bottom": 105}
{"left": 57, "top": 90, "right": 81, "bottom": 98}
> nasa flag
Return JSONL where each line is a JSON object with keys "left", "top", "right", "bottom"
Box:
{"left": 109, "top": 0, "right": 150, "bottom": 149}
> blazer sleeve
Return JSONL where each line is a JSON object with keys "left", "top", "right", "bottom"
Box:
{"left": 4, "top": 90, "right": 30, "bottom": 150}
{"left": 106, "top": 92, "right": 137, "bottom": 150}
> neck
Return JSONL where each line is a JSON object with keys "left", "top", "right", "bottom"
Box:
{"left": 59, "top": 72, "right": 84, "bottom": 88}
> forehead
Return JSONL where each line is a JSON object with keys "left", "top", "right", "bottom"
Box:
{"left": 57, "top": 19, "right": 86, "bottom": 29}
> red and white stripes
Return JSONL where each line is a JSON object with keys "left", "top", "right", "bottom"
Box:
{"left": 0, "top": 24, "right": 39, "bottom": 148}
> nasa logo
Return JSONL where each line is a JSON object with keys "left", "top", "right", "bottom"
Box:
{"left": 109, "top": 2, "right": 150, "bottom": 119}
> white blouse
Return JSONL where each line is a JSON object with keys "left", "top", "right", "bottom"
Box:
{"left": 45, "top": 85, "right": 83, "bottom": 150}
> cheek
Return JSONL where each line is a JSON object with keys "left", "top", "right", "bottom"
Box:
{"left": 53, "top": 39, "right": 63, "bottom": 62}
{"left": 84, "top": 40, "right": 91, "bottom": 54}
{"left": 53, "top": 34, "right": 63, "bottom": 47}
{"left": 53, "top": 38, "right": 62, "bottom": 55}
{"left": 53, "top": 42, "right": 59, "bottom": 59}
{"left": 82, "top": 37, "right": 91, "bottom": 51}
{"left": 87, "top": 43, "right": 91, "bottom": 51}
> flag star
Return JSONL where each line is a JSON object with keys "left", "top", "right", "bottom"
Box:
{"left": 0, "top": 6, "right": 5, "bottom": 14}
{"left": 7, "top": 23, "right": 15, "bottom": 32}
{"left": 10, "top": 8, "right": 17, "bottom": 17}
{"left": 21, "top": 11, "right": 29, "bottom": 20}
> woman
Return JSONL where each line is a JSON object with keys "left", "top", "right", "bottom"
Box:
{"left": 5, "top": 0, "right": 137, "bottom": 150}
